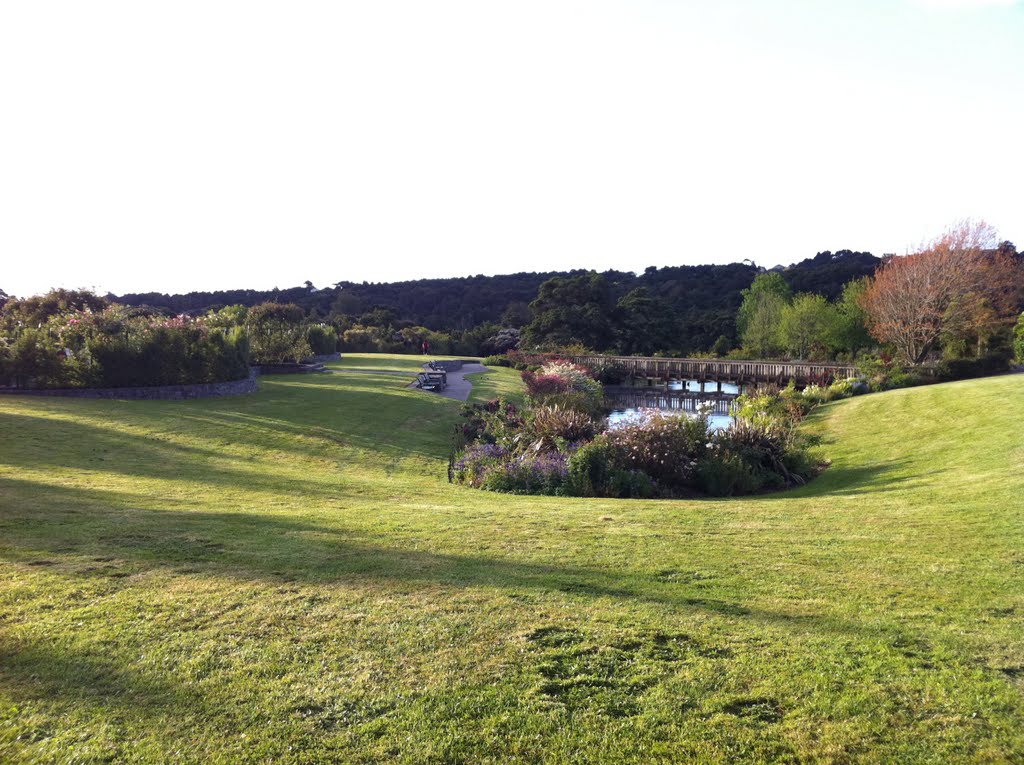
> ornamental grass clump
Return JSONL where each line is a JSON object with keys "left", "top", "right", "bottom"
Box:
{"left": 601, "top": 410, "right": 710, "bottom": 493}
{"left": 453, "top": 399, "right": 525, "bottom": 451}
{"left": 515, "top": 404, "right": 597, "bottom": 453}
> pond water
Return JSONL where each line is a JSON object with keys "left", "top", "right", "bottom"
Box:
{"left": 605, "top": 380, "right": 740, "bottom": 431}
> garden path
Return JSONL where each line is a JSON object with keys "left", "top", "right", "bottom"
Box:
{"left": 431, "top": 362, "right": 487, "bottom": 402}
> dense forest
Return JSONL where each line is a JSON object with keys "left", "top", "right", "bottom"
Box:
{"left": 112, "top": 251, "right": 881, "bottom": 354}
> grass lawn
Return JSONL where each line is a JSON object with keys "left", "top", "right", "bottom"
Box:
{"left": 0, "top": 360, "right": 1021, "bottom": 763}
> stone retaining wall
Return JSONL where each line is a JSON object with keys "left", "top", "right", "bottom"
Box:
{"left": 428, "top": 359, "right": 465, "bottom": 372}
{"left": 0, "top": 374, "right": 258, "bottom": 401}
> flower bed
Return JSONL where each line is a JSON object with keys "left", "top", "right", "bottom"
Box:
{"left": 451, "top": 363, "right": 868, "bottom": 498}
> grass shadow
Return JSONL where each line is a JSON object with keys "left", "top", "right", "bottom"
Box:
{"left": 1, "top": 478, "right": 891, "bottom": 644}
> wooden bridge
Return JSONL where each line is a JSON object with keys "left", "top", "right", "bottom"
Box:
{"left": 566, "top": 354, "right": 856, "bottom": 386}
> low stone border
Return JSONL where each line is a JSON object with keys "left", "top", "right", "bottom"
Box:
{"left": 428, "top": 359, "right": 478, "bottom": 372}
{"left": 0, "top": 373, "right": 258, "bottom": 401}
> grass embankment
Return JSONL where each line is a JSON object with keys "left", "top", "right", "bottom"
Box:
{"left": 0, "top": 360, "right": 1021, "bottom": 764}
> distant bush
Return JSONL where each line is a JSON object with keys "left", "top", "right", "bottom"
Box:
{"left": 306, "top": 324, "right": 339, "bottom": 356}
{"left": 565, "top": 439, "right": 657, "bottom": 498}
{"left": 521, "top": 370, "right": 570, "bottom": 397}
{"left": 453, "top": 399, "right": 525, "bottom": 452}
{"left": 936, "top": 352, "right": 1012, "bottom": 382}
{"left": 1015, "top": 313, "right": 1024, "bottom": 364}
{"left": 695, "top": 453, "right": 761, "bottom": 497}
{"left": 477, "top": 451, "right": 569, "bottom": 495}
{"left": 483, "top": 354, "right": 514, "bottom": 368}
{"left": 707, "top": 418, "right": 805, "bottom": 492}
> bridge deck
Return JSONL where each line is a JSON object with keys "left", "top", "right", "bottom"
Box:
{"left": 567, "top": 355, "right": 855, "bottom": 385}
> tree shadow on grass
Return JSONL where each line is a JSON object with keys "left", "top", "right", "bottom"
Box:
{"left": 0, "top": 371, "right": 460, "bottom": 473}
{"left": 0, "top": 398, "right": 451, "bottom": 504}
{"left": 1, "top": 477, "right": 890, "bottom": 644}
{"left": 744, "top": 457, "right": 949, "bottom": 503}
{"left": 0, "top": 634, "right": 197, "bottom": 722}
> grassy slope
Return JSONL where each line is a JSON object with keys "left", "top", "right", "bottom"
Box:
{"left": 0, "top": 362, "right": 1021, "bottom": 764}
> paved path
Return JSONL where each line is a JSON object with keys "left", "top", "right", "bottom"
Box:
{"left": 431, "top": 362, "right": 487, "bottom": 402}
{"left": 333, "top": 361, "right": 488, "bottom": 402}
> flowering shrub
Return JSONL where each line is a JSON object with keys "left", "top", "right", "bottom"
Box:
{"left": 521, "top": 370, "right": 570, "bottom": 396}
{"left": 566, "top": 440, "right": 656, "bottom": 498}
{"left": 451, "top": 442, "right": 569, "bottom": 495}
{"left": 0, "top": 303, "right": 250, "bottom": 389}
{"left": 478, "top": 451, "right": 570, "bottom": 495}
{"left": 522, "top": 361, "right": 604, "bottom": 418}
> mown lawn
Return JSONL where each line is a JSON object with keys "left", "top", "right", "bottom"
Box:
{"left": 0, "top": 360, "right": 1021, "bottom": 764}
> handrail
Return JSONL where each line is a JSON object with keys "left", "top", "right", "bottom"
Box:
{"left": 563, "top": 354, "right": 855, "bottom": 384}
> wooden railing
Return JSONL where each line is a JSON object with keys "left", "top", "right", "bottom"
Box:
{"left": 566, "top": 355, "right": 855, "bottom": 385}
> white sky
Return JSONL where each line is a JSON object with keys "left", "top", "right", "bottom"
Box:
{"left": 1, "top": 0, "right": 1022, "bottom": 298}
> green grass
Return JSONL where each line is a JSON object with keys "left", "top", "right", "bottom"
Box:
{"left": 332, "top": 352, "right": 470, "bottom": 373}
{"left": 0, "top": 358, "right": 1021, "bottom": 763}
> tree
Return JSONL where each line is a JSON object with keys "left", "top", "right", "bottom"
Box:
{"left": 736, "top": 272, "right": 791, "bottom": 357}
{"left": 246, "top": 302, "right": 311, "bottom": 363}
{"left": 522, "top": 273, "right": 616, "bottom": 350}
{"left": 779, "top": 294, "right": 837, "bottom": 360}
{"left": 500, "top": 301, "right": 532, "bottom": 329}
{"left": 614, "top": 288, "right": 677, "bottom": 356}
{"left": 860, "top": 219, "right": 1024, "bottom": 365}
{"left": 832, "top": 278, "right": 873, "bottom": 358}
{"left": 1, "top": 289, "right": 108, "bottom": 332}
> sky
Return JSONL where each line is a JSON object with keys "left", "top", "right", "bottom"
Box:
{"left": 1, "top": 0, "right": 1022, "bottom": 298}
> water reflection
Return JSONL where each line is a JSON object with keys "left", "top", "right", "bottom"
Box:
{"left": 604, "top": 381, "right": 739, "bottom": 431}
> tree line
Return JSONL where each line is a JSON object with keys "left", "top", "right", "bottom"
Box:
{"left": 4, "top": 221, "right": 1020, "bottom": 384}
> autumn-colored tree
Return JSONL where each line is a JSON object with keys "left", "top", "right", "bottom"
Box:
{"left": 859, "top": 220, "right": 1024, "bottom": 365}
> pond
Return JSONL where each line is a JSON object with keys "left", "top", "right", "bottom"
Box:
{"left": 604, "top": 380, "right": 740, "bottom": 431}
